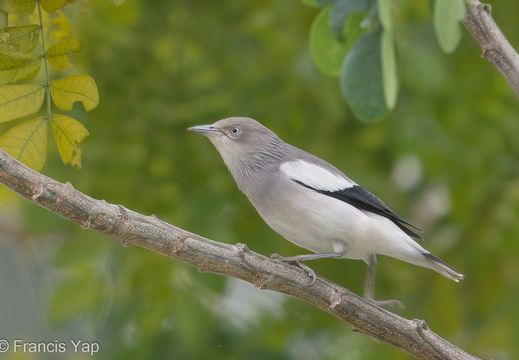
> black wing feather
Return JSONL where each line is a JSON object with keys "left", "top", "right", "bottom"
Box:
{"left": 293, "top": 180, "right": 423, "bottom": 239}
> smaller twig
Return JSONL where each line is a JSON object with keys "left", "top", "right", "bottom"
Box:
{"left": 462, "top": 0, "right": 519, "bottom": 97}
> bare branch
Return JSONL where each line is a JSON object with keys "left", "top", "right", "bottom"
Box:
{"left": 0, "top": 148, "right": 479, "bottom": 360}
{"left": 463, "top": 0, "right": 519, "bottom": 97}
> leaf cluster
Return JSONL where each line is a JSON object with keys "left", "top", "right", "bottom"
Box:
{"left": 0, "top": 0, "right": 98, "bottom": 171}
{"left": 305, "top": 0, "right": 466, "bottom": 122}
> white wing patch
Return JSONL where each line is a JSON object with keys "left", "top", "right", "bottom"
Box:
{"left": 279, "top": 160, "right": 354, "bottom": 192}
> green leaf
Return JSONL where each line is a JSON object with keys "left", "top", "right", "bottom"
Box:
{"left": 329, "top": 0, "right": 371, "bottom": 39}
{"left": 0, "top": 53, "right": 42, "bottom": 84}
{"left": 0, "top": 25, "right": 40, "bottom": 53}
{"left": 0, "top": 84, "right": 45, "bottom": 123}
{"left": 433, "top": 0, "right": 466, "bottom": 54}
{"left": 47, "top": 36, "right": 83, "bottom": 71}
{"left": 0, "top": 0, "right": 36, "bottom": 15}
{"left": 340, "top": 28, "right": 388, "bottom": 122}
{"left": 310, "top": 7, "right": 363, "bottom": 77}
{"left": 377, "top": 0, "right": 393, "bottom": 31}
{"left": 49, "top": 74, "right": 99, "bottom": 111}
{"left": 0, "top": 117, "right": 48, "bottom": 171}
{"left": 50, "top": 114, "right": 89, "bottom": 169}
{"left": 380, "top": 30, "right": 398, "bottom": 110}
{"left": 377, "top": 0, "right": 397, "bottom": 109}
{"left": 41, "top": 0, "right": 68, "bottom": 13}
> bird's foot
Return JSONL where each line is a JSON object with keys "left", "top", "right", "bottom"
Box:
{"left": 367, "top": 298, "right": 405, "bottom": 309}
{"left": 363, "top": 254, "right": 404, "bottom": 308}
{"left": 271, "top": 253, "right": 317, "bottom": 285}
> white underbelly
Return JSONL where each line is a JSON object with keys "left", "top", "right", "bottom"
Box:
{"left": 253, "top": 190, "right": 377, "bottom": 259}
{"left": 250, "top": 185, "right": 424, "bottom": 263}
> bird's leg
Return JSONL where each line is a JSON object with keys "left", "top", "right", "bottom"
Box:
{"left": 364, "top": 254, "right": 404, "bottom": 308}
{"left": 272, "top": 249, "right": 347, "bottom": 285}
{"left": 363, "top": 254, "right": 377, "bottom": 300}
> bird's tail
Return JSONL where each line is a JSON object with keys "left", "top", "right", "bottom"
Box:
{"left": 422, "top": 252, "right": 464, "bottom": 282}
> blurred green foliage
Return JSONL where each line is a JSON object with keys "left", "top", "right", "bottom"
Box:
{"left": 1, "top": 1, "right": 519, "bottom": 359}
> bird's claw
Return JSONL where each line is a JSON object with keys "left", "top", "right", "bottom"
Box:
{"left": 272, "top": 253, "right": 317, "bottom": 285}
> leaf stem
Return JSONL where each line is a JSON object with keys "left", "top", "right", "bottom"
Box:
{"left": 36, "top": 0, "right": 52, "bottom": 120}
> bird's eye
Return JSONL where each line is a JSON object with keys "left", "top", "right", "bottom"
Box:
{"left": 230, "top": 127, "right": 241, "bottom": 135}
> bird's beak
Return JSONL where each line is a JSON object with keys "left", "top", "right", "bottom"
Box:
{"left": 187, "top": 124, "right": 223, "bottom": 138}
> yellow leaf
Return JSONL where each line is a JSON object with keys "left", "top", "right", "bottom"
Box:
{"left": 0, "top": 0, "right": 36, "bottom": 15}
{"left": 50, "top": 114, "right": 88, "bottom": 169}
{"left": 0, "top": 117, "right": 48, "bottom": 171}
{"left": 49, "top": 10, "right": 72, "bottom": 40}
{"left": 0, "top": 53, "right": 42, "bottom": 84}
{"left": 46, "top": 36, "right": 83, "bottom": 71}
{"left": 0, "top": 84, "right": 45, "bottom": 123}
{"left": 0, "top": 25, "right": 40, "bottom": 53}
{"left": 50, "top": 74, "right": 99, "bottom": 111}
{"left": 41, "top": 0, "right": 68, "bottom": 13}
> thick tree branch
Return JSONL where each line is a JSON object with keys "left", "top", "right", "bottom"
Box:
{"left": 0, "top": 148, "right": 479, "bottom": 359}
{"left": 463, "top": 0, "right": 519, "bottom": 97}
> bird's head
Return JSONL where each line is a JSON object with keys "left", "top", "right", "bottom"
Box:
{"left": 188, "top": 117, "right": 284, "bottom": 165}
{"left": 188, "top": 117, "right": 288, "bottom": 187}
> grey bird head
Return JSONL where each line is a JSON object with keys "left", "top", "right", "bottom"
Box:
{"left": 188, "top": 117, "right": 288, "bottom": 190}
{"left": 188, "top": 117, "right": 277, "bottom": 152}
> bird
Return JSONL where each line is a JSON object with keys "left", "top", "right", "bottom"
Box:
{"left": 188, "top": 117, "right": 464, "bottom": 306}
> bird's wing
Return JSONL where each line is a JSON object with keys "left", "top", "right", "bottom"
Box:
{"left": 280, "top": 159, "right": 356, "bottom": 191}
{"left": 280, "top": 160, "right": 423, "bottom": 239}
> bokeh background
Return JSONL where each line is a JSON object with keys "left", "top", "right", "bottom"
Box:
{"left": 1, "top": 1, "right": 519, "bottom": 359}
